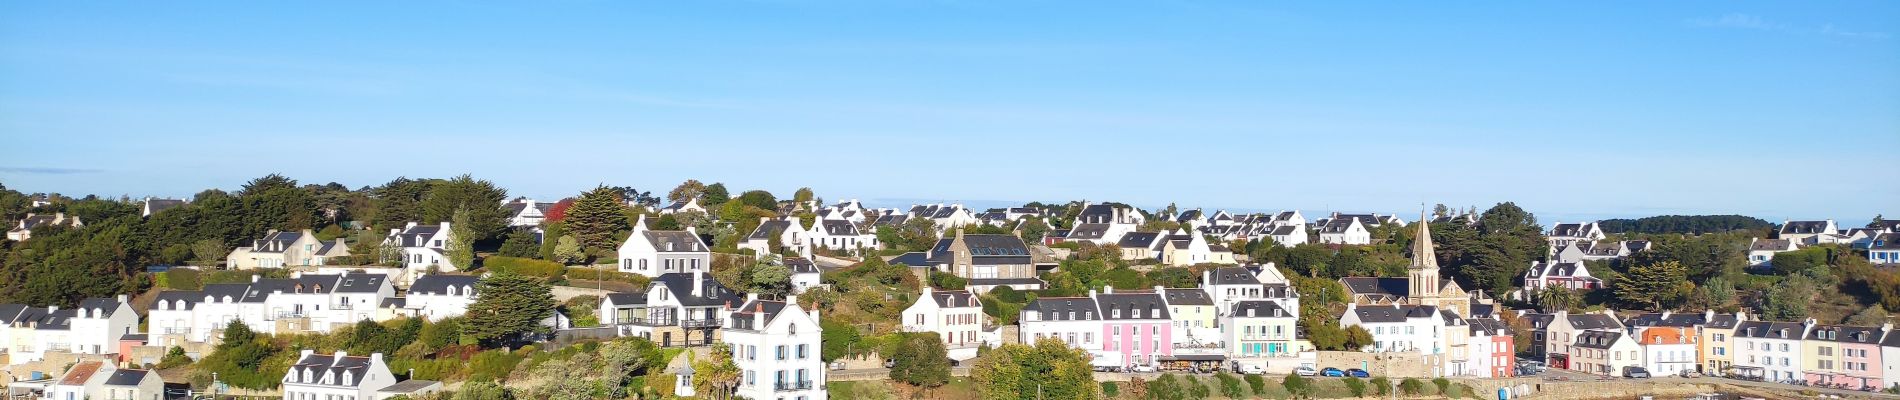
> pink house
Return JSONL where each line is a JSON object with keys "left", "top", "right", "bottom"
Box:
{"left": 1093, "top": 289, "right": 1173, "bottom": 368}
{"left": 1803, "top": 324, "right": 1890, "bottom": 390}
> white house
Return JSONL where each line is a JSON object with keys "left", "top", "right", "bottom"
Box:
{"left": 726, "top": 294, "right": 826, "bottom": 400}
{"left": 1340, "top": 303, "right": 1442, "bottom": 355}
{"left": 1733, "top": 319, "right": 1815, "bottom": 382}
{"left": 1569, "top": 330, "right": 1642, "bottom": 377}
{"left": 808, "top": 219, "right": 878, "bottom": 254}
{"left": 281, "top": 350, "right": 398, "bottom": 400}
{"left": 597, "top": 271, "right": 740, "bottom": 347}
{"left": 1635, "top": 326, "right": 1700, "bottom": 377}
{"left": 1315, "top": 218, "right": 1370, "bottom": 245}
{"left": 1201, "top": 266, "right": 1297, "bottom": 319}
{"left": 909, "top": 204, "right": 982, "bottom": 232}
{"left": 402, "top": 274, "right": 480, "bottom": 321}
{"left": 739, "top": 217, "right": 809, "bottom": 257}
{"left": 386, "top": 222, "right": 456, "bottom": 277}
{"left": 1064, "top": 203, "right": 1144, "bottom": 245}
{"left": 786, "top": 258, "right": 822, "bottom": 294}
{"left": 6, "top": 212, "right": 82, "bottom": 241}
{"left": 144, "top": 272, "right": 394, "bottom": 347}
{"left": 1019, "top": 297, "right": 1107, "bottom": 367}
{"left": 1882, "top": 328, "right": 1900, "bottom": 392}
{"left": 617, "top": 215, "right": 711, "bottom": 278}
{"left": 1521, "top": 260, "right": 1604, "bottom": 295}
{"left": 1778, "top": 220, "right": 1838, "bottom": 244}
{"left": 901, "top": 287, "right": 998, "bottom": 361}
{"left": 228, "top": 229, "right": 327, "bottom": 270}
{"left": 659, "top": 198, "right": 707, "bottom": 215}
{"left": 1866, "top": 233, "right": 1900, "bottom": 265}
{"left": 1266, "top": 225, "right": 1308, "bottom": 247}
{"left": 1224, "top": 300, "right": 1301, "bottom": 372}
{"left": 0, "top": 296, "right": 138, "bottom": 366}
{"left": 1746, "top": 238, "right": 1801, "bottom": 269}
{"left": 503, "top": 198, "right": 552, "bottom": 227}
{"left": 142, "top": 198, "right": 186, "bottom": 217}
{"left": 1547, "top": 222, "right": 1606, "bottom": 251}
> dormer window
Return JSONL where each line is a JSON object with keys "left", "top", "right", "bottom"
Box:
{"left": 343, "top": 372, "right": 353, "bottom": 384}
{"left": 301, "top": 369, "right": 311, "bottom": 383}
{"left": 446, "top": 286, "right": 457, "bottom": 296}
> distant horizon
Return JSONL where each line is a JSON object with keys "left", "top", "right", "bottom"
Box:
{"left": 0, "top": 174, "right": 1878, "bottom": 228}
{"left": 4, "top": 2, "right": 1895, "bottom": 225}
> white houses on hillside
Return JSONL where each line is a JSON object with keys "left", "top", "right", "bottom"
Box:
{"left": 1547, "top": 222, "right": 1606, "bottom": 251}
{"left": 902, "top": 287, "right": 999, "bottom": 361}
{"left": 0, "top": 296, "right": 138, "bottom": 365}
{"left": 740, "top": 217, "right": 809, "bottom": 257}
{"left": 145, "top": 272, "right": 393, "bottom": 347}
{"left": 281, "top": 350, "right": 398, "bottom": 400}
{"left": 386, "top": 222, "right": 456, "bottom": 277}
{"left": 617, "top": 215, "right": 711, "bottom": 278}
{"left": 726, "top": 294, "right": 827, "bottom": 400}
{"left": 228, "top": 229, "right": 348, "bottom": 270}
{"left": 1315, "top": 218, "right": 1370, "bottom": 245}
{"left": 401, "top": 274, "right": 480, "bottom": 321}
{"left": 1066, "top": 203, "right": 1144, "bottom": 245}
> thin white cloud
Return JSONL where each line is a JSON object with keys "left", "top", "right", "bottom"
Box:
{"left": 1821, "top": 24, "right": 1891, "bottom": 40}
{"left": 1687, "top": 13, "right": 1788, "bottom": 31}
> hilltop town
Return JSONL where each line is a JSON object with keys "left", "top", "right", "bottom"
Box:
{"left": 0, "top": 176, "right": 1895, "bottom": 399}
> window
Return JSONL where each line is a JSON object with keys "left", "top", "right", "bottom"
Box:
{"left": 777, "top": 345, "right": 787, "bottom": 360}
{"left": 1084, "top": 333, "right": 1092, "bottom": 343}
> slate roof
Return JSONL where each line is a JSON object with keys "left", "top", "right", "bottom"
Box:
{"left": 334, "top": 273, "right": 386, "bottom": 293}
{"left": 784, "top": 258, "right": 820, "bottom": 274}
{"left": 1026, "top": 297, "right": 1099, "bottom": 321}
{"left": 76, "top": 297, "right": 124, "bottom": 316}
{"left": 731, "top": 300, "right": 789, "bottom": 325}
{"left": 643, "top": 230, "right": 706, "bottom": 252}
{"left": 1805, "top": 324, "right": 1885, "bottom": 344}
{"left": 1706, "top": 313, "right": 1742, "bottom": 329}
{"left": 409, "top": 275, "right": 479, "bottom": 296}
{"left": 748, "top": 219, "right": 792, "bottom": 240}
{"left": 1526, "top": 261, "right": 1594, "bottom": 279}
{"left": 1749, "top": 239, "right": 1795, "bottom": 251}
{"left": 652, "top": 273, "right": 741, "bottom": 307}
{"left": 929, "top": 289, "right": 980, "bottom": 308}
{"left": 1550, "top": 223, "right": 1596, "bottom": 237}
{"left": 1230, "top": 300, "right": 1292, "bottom": 318}
{"left": 1317, "top": 218, "right": 1359, "bottom": 233}
{"left": 889, "top": 251, "right": 934, "bottom": 267}
{"left": 1566, "top": 314, "right": 1623, "bottom": 330}
{"left": 1575, "top": 331, "right": 1624, "bottom": 349}
{"left": 1349, "top": 305, "right": 1438, "bottom": 323}
{"left": 1469, "top": 303, "right": 1496, "bottom": 318}
{"left": 1780, "top": 221, "right": 1832, "bottom": 235}
{"left": 818, "top": 220, "right": 861, "bottom": 236}
{"left": 1161, "top": 288, "right": 1214, "bottom": 306}
{"left": 103, "top": 369, "right": 151, "bottom": 386}
{"left": 1067, "top": 224, "right": 1112, "bottom": 240}
{"left": 250, "top": 231, "right": 305, "bottom": 254}
{"left": 1209, "top": 267, "right": 1262, "bottom": 286}
{"left": 1340, "top": 277, "right": 1409, "bottom": 297}
{"left": 380, "top": 298, "right": 406, "bottom": 308}
{"left": 1117, "top": 231, "right": 1161, "bottom": 248}
{"left": 1735, "top": 321, "right": 1808, "bottom": 339}
{"left": 1269, "top": 225, "right": 1301, "bottom": 235}
{"left": 1467, "top": 318, "right": 1509, "bottom": 336}
{"left": 1871, "top": 233, "right": 1900, "bottom": 251}
{"left": 379, "top": 380, "right": 442, "bottom": 394}
{"left": 1623, "top": 312, "right": 1707, "bottom": 328}
{"left": 291, "top": 352, "right": 377, "bottom": 387}
{"left": 389, "top": 224, "right": 442, "bottom": 247}
{"left": 1884, "top": 327, "right": 1900, "bottom": 347}
{"left": 603, "top": 292, "right": 644, "bottom": 307}
{"left": 0, "top": 304, "right": 26, "bottom": 323}
{"left": 929, "top": 234, "right": 1032, "bottom": 265}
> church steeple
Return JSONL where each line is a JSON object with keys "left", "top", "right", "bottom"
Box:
{"left": 1409, "top": 210, "right": 1440, "bottom": 298}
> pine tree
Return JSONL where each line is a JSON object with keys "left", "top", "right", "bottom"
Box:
{"left": 1615, "top": 261, "right": 1691, "bottom": 310}
{"left": 447, "top": 207, "right": 476, "bottom": 270}
{"left": 566, "top": 186, "right": 629, "bottom": 255}
{"left": 463, "top": 273, "right": 555, "bottom": 346}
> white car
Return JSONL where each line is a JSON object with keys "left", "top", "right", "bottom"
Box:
{"left": 1131, "top": 365, "right": 1157, "bottom": 373}
{"left": 1241, "top": 364, "right": 1267, "bottom": 375}
{"left": 1292, "top": 366, "right": 1317, "bottom": 376}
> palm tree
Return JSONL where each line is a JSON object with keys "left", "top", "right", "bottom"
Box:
{"left": 1538, "top": 286, "right": 1578, "bottom": 312}
{"left": 693, "top": 344, "right": 742, "bottom": 400}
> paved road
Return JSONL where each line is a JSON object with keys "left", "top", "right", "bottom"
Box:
{"left": 1525, "top": 368, "right": 1898, "bottom": 398}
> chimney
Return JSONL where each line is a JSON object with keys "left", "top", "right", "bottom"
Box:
{"left": 921, "top": 286, "right": 933, "bottom": 298}
{"left": 634, "top": 214, "right": 648, "bottom": 231}
{"left": 687, "top": 226, "right": 697, "bottom": 236}
{"left": 47, "top": 305, "right": 57, "bottom": 313}
{"left": 116, "top": 294, "right": 128, "bottom": 303}
{"left": 371, "top": 353, "right": 383, "bottom": 364}
{"left": 1103, "top": 287, "right": 1113, "bottom": 294}
{"left": 1088, "top": 289, "right": 1098, "bottom": 299}
{"left": 291, "top": 271, "right": 303, "bottom": 279}
{"left": 1202, "top": 270, "right": 1211, "bottom": 287}
{"left": 746, "top": 292, "right": 758, "bottom": 303}
{"left": 336, "top": 350, "right": 349, "bottom": 360}
{"left": 955, "top": 228, "right": 966, "bottom": 241}
{"left": 1704, "top": 309, "right": 1715, "bottom": 322}
{"left": 692, "top": 270, "right": 706, "bottom": 297}
{"left": 1661, "top": 310, "right": 1672, "bottom": 320}
{"left": 1154, "top": 285, "right": 1165, "bottom": 293}
{"left": 301, "top": 349, "right": 315, "bottom": 358}
{"left": 787, "top": 294, "right": 798, "bottom": 305}
{"left": 405, "top": 221, "right": 418, "bottom": 229}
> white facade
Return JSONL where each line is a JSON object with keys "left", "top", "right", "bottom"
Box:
{"left": 1733, "top": 320, "right": 1815, "bottom": 382}
{"left": 807, "top": 220, "right": 878, "bottom": 254}
{"left": 0, "top": 296, "right": 138, "bottom": 365}
{"left": 901, "top": 287, "right": 997, "bottom": 360}
{"left": 1316, "top": 218, "right": 1370, "bottom": 245}
{"left": 402, "top": 274, "right": 479, "bottom": 321}
{"left": 617, "top": 215, "right": 711, "bottom": 277}
{"left": 1340, "top": 303, "right": 1443, "bottom": 354}
{"left": 1642, "top": 339, "right": 1698, "bottom": 377}
{"left": 144, "top": 273, "right": 394, "bottom": 347}
{"left": 281, "top": 350, "right": 397, "bottom": 400}
{"left": 386, "top": 222, "right": 456, "bottom": 275}
{"left": 726, "top": 294, "right": 826, "bottom": 400}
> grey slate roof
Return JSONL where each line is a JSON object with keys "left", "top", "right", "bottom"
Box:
{"left": 1780, "top": 221, "right": 1832, "bottom": 235}
{"left": 644, "top": 230, "right": 706, "bottom": 252}
{"left": 1551, "top": 223, "right": 1594, "bottom": 237}
{"left": 1161, "top": 288, "right": 1213, "bottom": 306}
{"left": 1749, "top": 239, "right": 1794, "bottom": 251}
{"left": 1025, "top": 298, "right": 1099, "bottom": 321}
{"left": 1804, "top": 324, "right": 1885, "bottom": 344}
{"left": 1871, "top": 233, "right": 1900, "bottom": 251}
{"left": 929, "top": 289, "right": 980, "bottom": 308}
{"left": 1209, "top": 267, "right": 1262, "bottom": 286}
{"left": 1229, "top": 300, "right": 1292, "bottom": 318}
{"left": 335, "top": 273, "right": 386, "bottom": 293}
{"left": 103, "top": 369, "right": 151, "bottom": 386}
{"left": 1117, "top": 232, "right": 1161, "bottom": 248}
{"left": 1067, "top": 224, "right": 1112, "bottom": 240}
{"left": 785, "top": 258, "right": 819, "bottom": 274}
{"left": 652, "top": 273, "right": 741, "bottom": 307}
{"left": 1340, "top": 277, "right": 1408, "bottom": 296}
{"left": 1566, "top": 314, "right": 1623, "bottom": 330}
{"left": 1735, "top": 321, "right": 1808, "bottom": 339}
{"left": 731, "top": 300, "right": 789, "bottom": 325}
{"left": 76, "top": 298, "right": 123, "bottom": 316}
{"left": 749, "top": 219, "right": 791, "bottom": 240}
{"left": 409, "top": 275, "right": 479, "bottom": 296}
{"left": 1349, "top": 305, "right": 1438, "bottom": 323}
{"left": 390, "top": 225, "right": 442, "bottom": 247}
{"left": 1575, "top": 331, "right": 1624, "bottom": 349}
{"left": 819, "top": 220, "right": 861, "bottom": 236}
{"left": 379, "top": 380, "right": 442, "bottom": 394}
{"left": 291, "top": 353, "right": 377, "bottom": 387}
{"left": 1467, "top": 318, "right": 1509, "bottom": 336}
{"left": 251, "top": 231, "right": 304, "bottom": 254}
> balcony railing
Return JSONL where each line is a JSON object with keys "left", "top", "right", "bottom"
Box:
{"left": 623, "top": 317, "right": 677, "bottom": 327}
{"left": 775, "top": 381, "right": 814, "bottom": 392}
{"left": 163, "top": 328, "right": 190, "bottom": 334}
{"left": 332, "top": 303, "right": 353, "bottom": 310}
{"left": 681, "top": 318, "right": 722, "bottom": 329}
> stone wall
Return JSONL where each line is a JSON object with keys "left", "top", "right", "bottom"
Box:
{"left": 1314, "top": 351, "right": 1443, "bottom": 378}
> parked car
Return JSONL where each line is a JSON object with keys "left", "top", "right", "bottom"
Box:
{"left": 1679, "top": 370, "right": 1703, "bottom": 378}
{"left": 830, "top": 361, "right": 846, "bottom": 370}
{"left": 1292, "top": 365, "right": 1317, "bottom": 376}
{"left": 1093, "top": 365, "right": 1120, "bottom": 373}
{"left": 1131, "top": 365, "right": 1157, "bottom": 373}
{"left": 1239, "top": 364, "right": 1266, "bottom": 375}
{"left": 1624, "top": 366, "right": 1652, "bottom": 378}
{"left": 1320, "top": 367, "right": 1345, "bottom": 377}
{"left": 1346, "top": 368, "right": 1370, "bottom": 378}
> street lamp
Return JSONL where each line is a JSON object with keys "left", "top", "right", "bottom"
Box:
{"left": 211, "top": 372, "right": 219, "bottom": 398}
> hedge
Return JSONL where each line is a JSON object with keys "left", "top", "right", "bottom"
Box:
{"left": 483, "top": 256, "right": 565, "bottom": 278}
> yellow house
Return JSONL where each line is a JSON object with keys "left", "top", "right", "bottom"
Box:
{"left": 1162, "top": 288, "right": 1220, "bottom": 343}
{"left": 1160, "top": 230, "right": 1238, "bottom": 267}
{"left": 1699, "top": 311, "right": 1746, "bottom": 375}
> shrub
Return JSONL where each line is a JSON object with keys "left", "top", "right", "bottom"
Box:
{"left": 1368, "top": 377, "right": 1390, "bottom": 396}
{"left": 1343, "top": 376, "right": 1367, "bottom": 397}
{"left": 1244, "top": 374, "right": 1266, "bottom": 395}
{"left": 1214, "top": 373, "right": 1245, "bottom": 399}
{"left": 484, "top": 256, "right": 564, "bottom": 278}
{"left": 1432, "top": 377, "right": 1451, "bottom": 396}
{"left": 1101, "top": 382, "right": 1120, "bottom": 398}
{"left": 155, "top": 346, "right": 192, "bottom": 369}
{"left": 1399, "top": 378, "right": 1425, "bottom": 395}
{"left": 467, "top": 349, "right": 525, "bottom": 382}
{"left": 991, "top": 286, "right": 1027, "bottom": 302}
{"left": 165, "top": 269, "right": 202, "bottom": 290}
{"left": 1282, "top": 374, "right": 1311, "bottom": 398}
{"left": 565, "top": 266, "right": 650, "bottom": 288}
{"left": 928, "top": 270, "right": 967, "bottom": 289}
{"left": 1185, "top": 375, "right": 1210, "bottom": 399}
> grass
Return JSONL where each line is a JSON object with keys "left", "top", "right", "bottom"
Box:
{"left": 829, "top": 378, "right": 981, "bottom": 400}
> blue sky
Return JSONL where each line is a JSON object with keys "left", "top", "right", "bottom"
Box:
{"left": 2, "top": 1, "right": 1895, "bottom": 224}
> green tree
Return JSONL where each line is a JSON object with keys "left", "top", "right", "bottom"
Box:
{"left": 1847, "top": 305, "right": 1890, "bottom": 326}
{"left": 1434, "top": 202, "right": 1547, "bottom": 294}
{"left": 498, "top": 229, "right": 539, "bottom": 258}
{"left": 748, "top": 262, "right": 793, "bottom": 296}
{"left": 1343, "top": 376, "right": 1368, "bottom": 397}
{"left": 792, "top": 187, "right": 815, "bottom": 206}
{"left": 1760, "top": 275, "right": 1817, "bottom": 321}
{"left": 692, "top": 344, "right": 741, "bottom": 400}
{"left": 1399, "top": 378, "right": 1425, "bottom": 396}
{"left": 191, "top": 238, "right": 227, "bottom": 267}
{"left": 1146, "top": 374, "right": 1183, "bottom": 400}
{"left": 1214, "top": 373, "right": 1245, "bottom": 399}
{"left": 736, "top": 190, "right": 777, "bottom": 211}
{"left": 971, "top": 338, "right": 1100, "bottom": 400}
{"left": 702, "top": 183, "right": 730, "bottom": 207}
{"left": 1614, "top": 260, "right": 1694, "bottom": 310}
{"left": 419, "top": 175, "right": 510, "bottom": 240}
{"left": 1146, "top": 267, "right": 1197, "bottom": 288}
{"left": 446, "top": 207, "right": 476, "bottom": 271}
{"left": 1282, "top": 374, "right": 1312, "bottom": 399}
{"left": 462, "top": 273, "right": 556, "bottom": 347}
{"left": 1342, "top": 325, "right": 1375, "bottom": 350}
{"left": 1771, "top": 247, "right": 1829, "bottom": 276}
{"left": 890, "top": 333, "right": 952, "bottom": 390}
{"left": 1538, "top": 286, "right": 1580, "bottom": 312}
{"left": 566, "top": 186, "right": 629, "bottom": 255}
{"left": 668, "top": 179, "right": 707, "bottom": 204}
{"left": 1244, "top": 374, "right": 1266, "bottom": 395}
{"left": 1017, "top": 218, "right": 1050, "bottom": 243}
{"left": 372, "top": 177, "right": 431, "bottom": 230}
